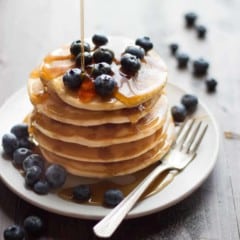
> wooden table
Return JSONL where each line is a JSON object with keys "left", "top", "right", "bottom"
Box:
{"left": 1, "top": 0, "right": 240, "bottom": 239}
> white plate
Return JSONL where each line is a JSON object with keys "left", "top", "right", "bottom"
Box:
{"left": 0, "top": 83, "right": 219, "bottom": 220}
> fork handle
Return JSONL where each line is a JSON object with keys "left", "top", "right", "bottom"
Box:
{"left": 93, "top": 163, "right": 172, "bottom": 238}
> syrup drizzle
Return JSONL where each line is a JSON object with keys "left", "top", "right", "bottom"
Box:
{"left": 80, "top": 0, "right": 85, "bottom": 72}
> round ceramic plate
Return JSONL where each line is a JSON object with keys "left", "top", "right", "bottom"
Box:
{"left": 0, "top": 83, "right": 219, "bottom": 220}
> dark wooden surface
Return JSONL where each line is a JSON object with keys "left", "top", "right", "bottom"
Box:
{"left": 1, "top": 0, "right": 240, "bottom": 239}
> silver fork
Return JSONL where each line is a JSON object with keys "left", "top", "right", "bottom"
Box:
{"left": 93, "top": 119, "right": 208, "bottom": 238}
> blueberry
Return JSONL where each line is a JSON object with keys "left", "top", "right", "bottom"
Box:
{"left": 70, "top": 40, "right": 90, "bottom": 56}
{"left": 171, "top": 105, "right": 187, "bottom": 122}
{"left": 169, "top": 43, "right": 179, "bottom": 55}
{"left": 181, "top": 94, "right": 198, "bottom": 113}
{"left": 93, "top": 48, "right": 114, "bottom": 64}
{"left": 22, "top": 154, "right": 44, "bottom": 171}
{"left": 94, "top": 74, "right": 117, "bottom": 97}
{"left": 206, "top": 78, "right": 217, "bottom": 92}
{"left": 104, "top": 189, "right": 124, "bottom": 207}
{"left": 124, "top": 46, "right": 145, "bottom": 59}
{"left": 33, "top": 180, "right": 50, "bottom": 195}
{"left": 76, "top": 52, "right": 93, "bottom": 67}
{"left": 73, "top": 185, "right": 91, "bottom": 201}
{"left": 2, "top": 133, "right": 19, "bottom": 156}
{"left": 23, "top": 215, "right": 44, "bottom": 236}
{"left": 45, "top": 164, "right": 67, "bottom": 188}
{"left": 92, "top": 34, "right": 108, "bottom": 47}
{"left": 135, "top": 36, "right": 153, "bottom": 52}
{"left": 177, "top": 53, "right": 189, "bottom": 68}
{"left": 4, "top": 225, "right": 25, "bottom": 240}
{"left": 193, "top": 58, "right": 209, "bottom": 76}
{"left": 196, "top": 25, "right": 207, "bottom": 39}
{"left": 91, "top": 62, "right": 113, "bottom": 78}
{"left": 25, "top": 166, "right": 42, "bottom": 187}
{"left": 13, "top": 148, "right": 32, "bottom": 166}
{"left": 184, "top": 12, "right": 198, "bottom": 27}
{"left": 63, "top": 68, "right": 83, "bottom": 90}
{"left": 18, "top": 137, "right": 33, "bottom": 149}
{"left": 10, "top": 124, "right": 29, "bottom": 139}
{"left": 120, "top": 53, "right": 141, "bottom": 76}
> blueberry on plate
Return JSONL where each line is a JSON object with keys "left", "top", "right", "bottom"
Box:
{"left": 23, "top": 215, "right": 44, "bottom": 236}
{"left": 196, "top": 25, "right": 207, "bottom": 39}
{"left": 45, "top": 164, "right": 67, "bottom": 189}
{"left": 73, "top": 185, "right": 91, "bottom": 201}
{"left": 10, "top": 123, "right": 29, "bottom": 139}
{"left": 94, "top": 74, "right": 117, "bottom": 97}
{"left": 93, "top": 48, "right": 114, "bottom": 64}
{"left": 63, "top": 68, "right": 83, "bottom": 90}
{"left": 169, "top": 43, "right": 179, "bottom": 55}
{"left": 91, "top": 62, "right": 113, "bottom": 78}
{"left": 70, "top": 40, "right": 91, "bottom": 56}
{"left": 193, "top": 58, "right": 209, "bottom": 76}
{"left": 13, "top": 147, "right": 32, "bottom": 166}
{"left": 104, "top": 189, "right": 124, "bottom": 207}
{"left": 171, "top": 105, "right": 187, "bottom": 122}
{"left": 76, "top": 52, "right": 93, "bottom": 67}
{"left": 33, "top": 180, "right": 50, "bottom": 195}
{"left": 206, "top": 78, "right": 217, "bottom": 92}
{"left": 177, "top": 53, "right": 189, "bottom": 68}
{"left": 18, "top": 137, "right": 33, "bottom": 149}
{"left": 2, "top": 133, "right": 19, "bottom": 157}
{"left": 22, "top": 154, "right": 45, "bottom": 171}
{"left": 184, "top": 12, "right": 198, "bottom": 27}
{"left": 181, "top": 94, "right": 198, "bottom": 113}
{"left": 124, "top": 46, "right": 145, "bottom": 59}
{"left": 92, "top": 34, "right": 108, "bottom": 47}
{"left": 25, "top": 166, "right": 42, "bottom": 187}
{"left": 3, "top": 224, "right": 25, "bottom": 240}
{"left": 135, "top": 36, "right": 153, "bottom": 52}
{"left": 120, "top": 53, "right": 141, "bottom": 76}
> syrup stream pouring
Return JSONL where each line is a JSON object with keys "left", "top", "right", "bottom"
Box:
{"left": 80, "top": 0, "right": 85, "bottom": 72}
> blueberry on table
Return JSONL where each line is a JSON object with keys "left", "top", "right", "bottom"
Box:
{"left": 92, "top": 34, "right": 108, "bottom": 47}
{"left": 73, "top": 185, "right": 91, "bottom": 201}
{"left": 171, "top": 105, "right": 187, "bottom": 122}
{"left": 25, "top": 166, "right": 42, "bottom": 187}
{"left": 13, "top": 147, "right": 32, "bottom": 166}
{"left": 93, "top": 48, "right": 114, "bottom": 64}
{"left": 10, "top": 123, "right": 29, "bottom": 139}
{"left": 177, "top": 53, "right": 189, "bottom": 68}
{"left": 70, "top": 40, "right": 91, "bottom": 56}
{"left": 120, "top": 53, "right": 141, "bottom": 76}
{"left": 184, "top": 12, "right": 198, "bottom": 27}
{"left": 33, "top": 180, "right": 50, "bottom": 195}
{"left": 3, "top": 225, "right": 25, "bottom": 240}
{"left": 124, "top": 46, "right": 145, "bottom": 59}
{"left": 76, "top": 52, "right": 93, "bottom": 67}
{"left": 22, "top": 154, "right": 45, "bottom": 171}
{"left": 91, "top": 62, "right": 113, "bottom": 78}
{"left": 45, "top": 164, "right": 67, "bottom": 188}
{"left": 135, "top": 36, "right": 153, "bottom": 52}
{"left": 18, "top": 137, "right": 33, "bottom": 149}
{"left": 206, "top": 78, "right": 217, "bottom": 92}
{"left": 23, "top": 215, "right": 44, "bottom": 236}
{"left": 181, "top": 94, "right": 198, "bottom": 113}
{"left": 2, "top": 133, "right": 19, "bottom": 156}
{"left": 94, "top": 74, "right": 117, "bottom": 97}
{"left": 104, "top": 189, "right": 124, "bottom": 207}
{"left": 193, "top": 58, "right": 209, "bottom": 76}
{"left": 169, "top": 43, "right": 179, "bottom": 55}
{"left": 63, "top": 68, "right": 83, "bottom": 90}
{"left": 196, "top": 25, "right": 207, "bottom": 38}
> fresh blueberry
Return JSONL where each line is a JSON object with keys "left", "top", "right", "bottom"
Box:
{"left": 18, "top": 137, "right": 33, "bottom": 149}
{"left": 10, "top": 124, "right": 29, "bottom": 139}
{"left": 23, "top": 215, "right": 44, "bottom": 236}
{"left": 13, "top": 148, "right": 32, "bottom": 166}
{"left": 25, "top": 166, "right": 42, "bottom": 187}
{"left": 171, "top": 105, "right": 187, "bottom": 122}
{"left": 92, "top": 34, "right": 108, "bottom": 47}
{"left": 124, "top": 46, "right": 145, "bottom": 59}
{"left": 63, "top": 68, "right": 83, "bottom": 90}
{"left": 169, "top": 43, "right": 179, "bottom": 55}
{"left": 2, "top": 133, "right": 19, "bottom": 156}
{"left": 177, "top": 53, "right": 189, "bottom": 68}
{"left": 76, "top": 52, "right": 93, "bottom": 67}
{"left": 3, "top": 225, "right": 25, "bottom": 240}
{"left": 72, "top": 185, "right": 91, "bottom": 201}
{"left": 91, "top": 62, "right": 113, "bottom": 78}
{"left": 193, "top": 58, "right": 209, "bottom": 76}
{"left": 94, "top": 74, "right": 117, "bottom": 97}
{"left": 104, "top": 189, "right": 124, "bottom": 207}
{"left": 22, "top": 154, "right": 44, "bottom": 171}
{"left": 93, "top": 48, "right": 114, "bottom": 64}
{"left": 135, "top": 36, "right": 153, "bottom": 52}
{"left": 181, "top": 94, "right": 198, "bottom": 113}
{"left": 33, "top": 180, "right": 50, "bottom": 195}
{"left": 196, "top": 25, "right": 207, "bottom": 38}
{"left": 45, "top": 164, "right": 67, "bottom": 188}
{"left": 70, "top": 40, "right": 90, "bottom": 56}
{"left": 206, "top": 78, "right": 217, "bottom": 92}
{"left": 120, "top": 53, "right": 141, "bottom": 76}
{"left": 184, "top": 12, "right": 198, "bottom": 27}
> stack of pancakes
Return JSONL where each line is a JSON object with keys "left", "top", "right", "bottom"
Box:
{"left": 27, "top": 37, "right": 175, "bottom": 178}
